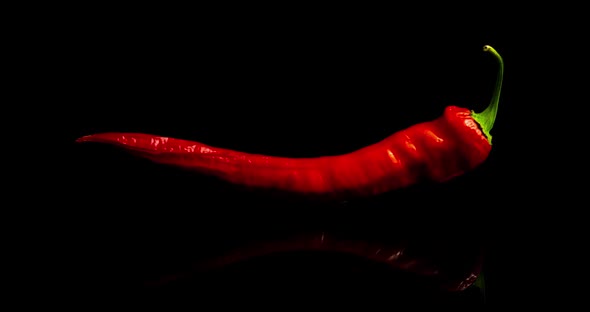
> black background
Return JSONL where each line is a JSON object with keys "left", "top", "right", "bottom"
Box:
{"left": 36, "top": 6, "right": 575, "bottom": 307}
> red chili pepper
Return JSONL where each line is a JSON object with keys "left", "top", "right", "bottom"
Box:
{"left": 77, "top": 45, "right": 503, "bottom": 199}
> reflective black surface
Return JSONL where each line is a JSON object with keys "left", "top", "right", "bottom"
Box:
{"left": 50, "top": 9, "right": 547, "bottom": 307}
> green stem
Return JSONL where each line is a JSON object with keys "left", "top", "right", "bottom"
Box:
{"left": 471, "top": 45, "right": 504, "bottom": 144}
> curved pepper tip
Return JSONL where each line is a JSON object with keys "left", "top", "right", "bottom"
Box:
{"left": 75, "top": 135, "right": 92, "bottom": 143}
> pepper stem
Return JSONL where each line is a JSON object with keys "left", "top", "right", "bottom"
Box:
{"left": 471, "top": 45, "right": 504, "bottom": 144}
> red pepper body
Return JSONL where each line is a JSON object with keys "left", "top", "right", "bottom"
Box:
{"left": 76, "top": 106, "right": 491, "bottom": 198}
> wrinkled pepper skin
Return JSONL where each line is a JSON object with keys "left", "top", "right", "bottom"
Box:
{"left": 76, "top": 106, "right": 491, "bottom": 199}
